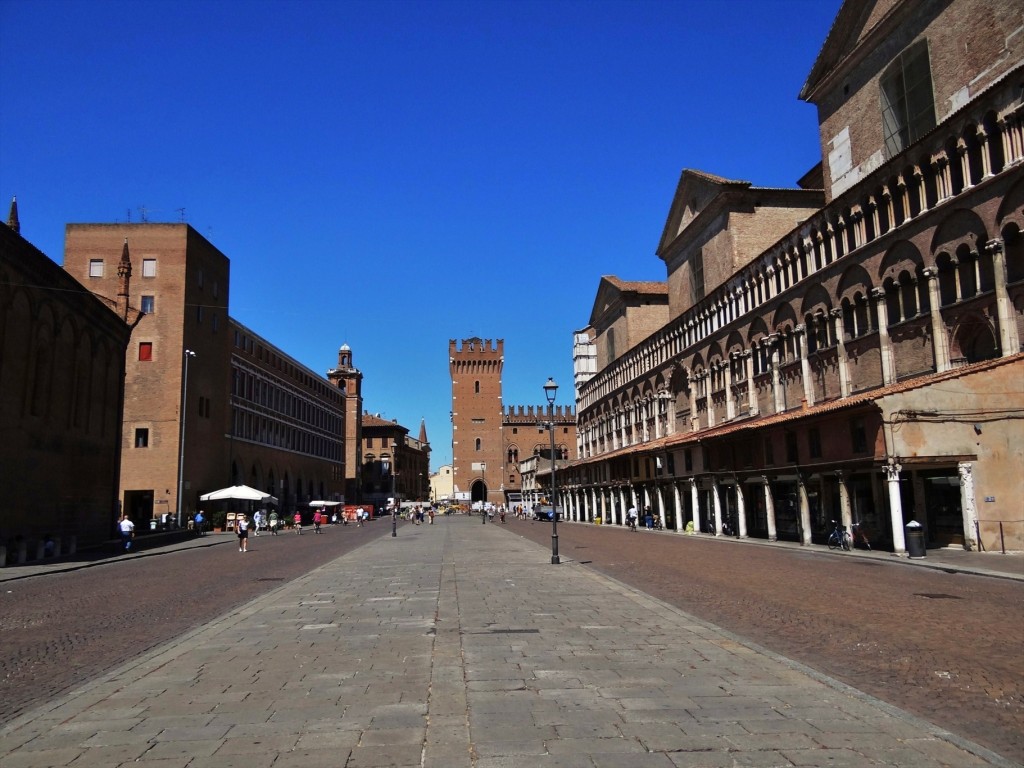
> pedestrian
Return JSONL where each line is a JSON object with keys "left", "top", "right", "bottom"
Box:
{"left": 627, "top": 505, "right": 638, "bottom": 531}
{"left": 499, "top": 507, "right": 506, "bottom": 524}
{"left": 237, "top": 513, "right": 250, "bottom": 552}
{"left": 118, "top": 514, "right": 135, "bottom": 551}
{"left": 269, "top": 510, "right": 279, "bottom": 535}
{"left": 428, "top": 507, "right": 435, "bottom": 524}
{"left": 194, "top": 510, "right": 205, "bottom": 536}
{"left": 644, "top": 507, "right": 654, "bottom": 530}
{"left": 293, "top": 511, "right": 302, "bottom": 534}
{"left": 253, "top": 509, "right": 263, "bottom": 536}
{"left": 313, "top": 509, "right": 322, "bottom": 534}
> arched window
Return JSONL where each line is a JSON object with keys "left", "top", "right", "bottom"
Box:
{"left": 474, "top": 380, "right": 480, "bottom": 394}
{"left": 475, "top": 438, "right": 481, "bottom": 451}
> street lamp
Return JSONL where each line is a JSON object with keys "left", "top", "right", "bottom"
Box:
{"left": 176, "top": 349, "right": 196, "bottom": 528}
{"left": 543, "top": 377, "right": 560, "bottom": 564}
{"left": 480, "top": 462, "right": 487, "bottom": 524}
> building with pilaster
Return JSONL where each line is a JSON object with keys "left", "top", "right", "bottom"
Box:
{"left": 559, "top": 0, "right": 1024, "bottom": 555}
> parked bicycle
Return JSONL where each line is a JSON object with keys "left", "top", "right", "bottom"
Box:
{"left": 827, "top": 519, "right": 852, "bottom": 551}
{"left": 850, "top": 522, "right": 872, "bottom": 550}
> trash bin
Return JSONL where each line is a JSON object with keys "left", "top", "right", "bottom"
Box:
{"left": 149, "top": 518, "right": 157, "bottom": 531}
{"left": 905, "top": 520, "right": 926, "bottom": 559}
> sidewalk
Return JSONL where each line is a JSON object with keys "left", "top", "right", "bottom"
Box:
{"left": 0, "top": 517, "right": 1017, "bottom": 768}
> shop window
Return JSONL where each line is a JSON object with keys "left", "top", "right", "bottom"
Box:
{"left": 139, "top": 342, "right": 153, "bottom": 361}
{"left": 134, "top": 428, "right": 149, "bottom": 448}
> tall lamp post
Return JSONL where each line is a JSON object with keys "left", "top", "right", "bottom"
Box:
{"left": 543, "top": 377, "right": 560, "bottom": 564}
{"left": 480, "top": 462, "right": 487, "bottom": 524}
{"left": 177, "top": 349, "right": 196, "bottom": 528}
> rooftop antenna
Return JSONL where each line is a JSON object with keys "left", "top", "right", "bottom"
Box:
{"left": 175, "top": 207, "right": 186, "bottom": 222}
{"left": 138, "top": 205, "right": 149, "bottom": 223}
{"left": 126, "top": 208, "right": 132, "bottom": 223}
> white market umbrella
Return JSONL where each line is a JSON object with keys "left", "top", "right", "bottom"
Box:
{"left": 200, "top": 484, "right": 278, "bottom": 505}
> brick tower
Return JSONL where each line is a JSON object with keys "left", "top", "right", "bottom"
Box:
{"left": 449, "top": 338, "right": 504, "bottom": 507}
{"left": 327, "top": 344, "right": 362, "bottom": 503}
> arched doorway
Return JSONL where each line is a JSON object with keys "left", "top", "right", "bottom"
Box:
{"left": 471, "top": 479, "right": 487, "bottom": 505}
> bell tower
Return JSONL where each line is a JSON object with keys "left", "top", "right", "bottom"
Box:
{"left": 327, "top": 343, "right": 362, "bottom": 502}
{"left": 449, "top": 338, "right": 504, "bottom": 507}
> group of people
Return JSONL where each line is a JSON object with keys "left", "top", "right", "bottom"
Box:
{"left": 626, "top": 505, "right": 663, "bottom": 531}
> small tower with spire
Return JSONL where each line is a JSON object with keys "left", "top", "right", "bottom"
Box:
{"left": 116, "top": 239, "right": 133, "bottom": 321}
{"left": 7, "top": 196, "right": 20, "bottom": 234}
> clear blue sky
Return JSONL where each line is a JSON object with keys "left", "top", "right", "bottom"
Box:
{"left": 1, "top": 0, "right": 841, "bottom": 470}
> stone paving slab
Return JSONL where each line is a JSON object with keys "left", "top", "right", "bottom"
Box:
{"left": 0, "top": 517, "right": 1017, "bottom": 768}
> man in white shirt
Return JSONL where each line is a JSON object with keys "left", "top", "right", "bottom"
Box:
{"left": 118, "top": 515, "right": 135, "bottom": 551}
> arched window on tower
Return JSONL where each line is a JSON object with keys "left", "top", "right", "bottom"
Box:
{"left": 475, "top": 438, "right": 482, "bottom": 451}
{"left": 474, "top": 380, "right": 480, "bottom": 394}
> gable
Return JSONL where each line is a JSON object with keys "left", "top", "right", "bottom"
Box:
{"left": 656, "top": 169, "right": 750, "bottom": 257}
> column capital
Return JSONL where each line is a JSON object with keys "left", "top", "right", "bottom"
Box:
{"left": 985, "top": 238, "right": 1004, "bottom": 256}
{"left": 883, "top": 459, "right": 902, "bottom": 481}
{"left": 870, "top": 286, "right": 886, "bottom": 300}
{"left": 921, "top": 266, "right": 937, "bottom": 279}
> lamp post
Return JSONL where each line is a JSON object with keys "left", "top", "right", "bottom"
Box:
{"left": 480, "top": 462, "right": 487, "bottom": 524}
{"left": 390, "top": 452, "right": 398, "bottom": 537}
{"left": 543, "top": 377, "right": 560, "bottom": 564}
{"left": 176, "top": 349, "right": 196, "bottom": 528}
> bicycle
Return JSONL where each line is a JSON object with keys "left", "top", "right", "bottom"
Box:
{"left": 827, "top": 519, "right": 852, "bottom": 551}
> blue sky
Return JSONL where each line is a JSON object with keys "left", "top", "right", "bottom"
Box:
{"left": 1, "top": 0, "right": 841, "bottom": 470}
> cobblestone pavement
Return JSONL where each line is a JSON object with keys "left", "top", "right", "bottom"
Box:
{"left": 0, "top": 521, "right": 393, "bottom": 726}
{"left": 503, "top": 517, "right": 1024, "bottom": 763}
{"left": 0, "top": 515, "right": 1018, "bottom": 768}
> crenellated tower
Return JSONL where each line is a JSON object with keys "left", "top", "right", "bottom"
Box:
{"left": 449, "top": 338, "right": 504, "bottom": 506}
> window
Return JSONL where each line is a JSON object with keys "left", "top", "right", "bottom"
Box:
{"left": 88, "top": 259, "right": 104, "bottom": 278}
{"left": 366, "top": 437, "right": 374, "bottom": 448}
{"left": 474, "top": 381, "right": 480, "bottom": 394}
{"left": 881, "top": 40, "right": 936, "bottom": 158}
{"left": 809, "top": 428, "right": 822, "bottom": 459}
{"left": 140, "top": 295, "right": 154, "bottom": 313}
{"left": 197, "top": 305, "right": 204, "bottom": 323}
{"left": 764, "top": 437, "right": 774, "bottom": 465}
{"left": 139, "top": 342, "right": 153, "bottom": 361}
{"left": 142, "top": 258, "right": 157, "bottom": 277}
{"left": 785, "top": 432, "right": 798, "bottom": 463}
{"left": 691, "top": 249, "right": 705, "bottom": 303}
{"left": 850, "top": 417, "right": 868, "bottom": 453}
{"left": 134, "top": 428, "right": 149, "bottom": 448}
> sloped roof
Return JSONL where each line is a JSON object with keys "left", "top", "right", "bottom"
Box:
{"left": 588, "top": 275, "right": 669, "bottom": 328}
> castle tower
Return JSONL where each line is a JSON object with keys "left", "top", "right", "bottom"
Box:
{"left": 327, "top": 343, "right": 362, "bottom": 502}
{"left": 449, "top": 338, "right": 504, "bottom": 507}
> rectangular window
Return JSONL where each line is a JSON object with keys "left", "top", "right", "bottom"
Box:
{"left": 139, "top": 342, "right": 153, "bottom": 361}
{"left": 684, "top": 448, "right": 693, "bottom": 472}
{"left": 691, "top": 249, "right": 705, "bottom": 303}
{"left": 785, "top": 432, "right": 798, "bottom": 463}
{"left": 809, "top": 428, "right": 822, "bottom": 459}
{"left": 142, "top": 258, "right": 156, "bottom": 277}
{"left": 134, "top": 428, "right": 149, "bottom": 448}
{"left": 764, "top": 437, "right": 774, "bottom": 465}
{"left": 89, "top": 259, "right": 104, "bottom": 277}
{"left": 197, "top": 305, "right": 204, "bottom": 323}
{"left": 140, "top": 295, "right": 154, "bottom": 313}
{"left": 212, "top": 314, "right": 219, "bottom": 332}
{"left": 850, "top": 417, "right": 868, "bottom": 453}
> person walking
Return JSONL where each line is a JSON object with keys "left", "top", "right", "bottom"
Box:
{"left": 118, "top": 514, "right": 135, "bottom": 551}
{"left": 237, "top": 513, "right": 250, "bottom": 552}
{"left": 627, "top": 505, "right": 638, "bottom": 532}
{"left": 293, "top": 511, "right": 302, "bottom": 534}
{"left": 253, "top": 509, "right": 263, "bottom": 536}
{"left": 313, "top": 509, "right": 322, "bottom": 534}
{"left": 193, "top": 510, "right": 204, "bottom": 536}
{"left": 269, "top": 510, "right": 279, "bottom": 535}
{"left": 644, "top": 506, "right": 654, "bottom": 530}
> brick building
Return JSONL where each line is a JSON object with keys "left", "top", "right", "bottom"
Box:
{"left": 563, "top": 0, "right": 1024, "bottom": 554}
{"left": 62, "top": 224, "right": 347, "bottom": 527}
{"left": 360, "top": 412, "right": 430, "bottom": 512}
{"left": 1, "top": 208, "right": 134, "bottom": 557}
{"left": 449, "top": 338, "right": 577, "bottom": 509}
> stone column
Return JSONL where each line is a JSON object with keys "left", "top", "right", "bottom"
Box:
{"left": 655, "top": 485, "right": 667, "bottom": 529}
{"left": 673, "top": 481, "right": 684, "bottom": 534}
{"left": 885, "top": 461, "right": 907, "bottom": 554}
{"left": 724, "top": 358, "right": 736, "bottom": 420}
{"left": 959, "top": 462, "right": 979, "bottom": 552}
{"left": 768, "top": 334, "right": 784, "bottom": 413}
{"left": 987, "top": 238, "right": 1019, "bottom": 357}
{"left": 762, "top": 476, "right": 777, "bottom": 542}
{"left": 871, "top": 287, "right": 897, "bottom": 384}
{"left": 735, "top": 482, "right": 748, "bottom": 539}
{"left": 797, "top": 475, "right": 812, "bottom": 546}
{"left": 711, "top": 481, "right": 723, "bottom": 536}
{"left": 836, "top": 470, "right": 853, "bottom": 533}
{"left": 921, "top": 267, "right": 950, "bottom": 372}
{"left": 690, "top": 479, "right": 701, "bottom": 533}
{"left": 796, "top": 324, "right": 814, "bottom": 406}
{"left": 831, "top": 308, "right": 851, "bottom": 397}
{"left": 743, "top": 350, "right": 758, "bottom": 416}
